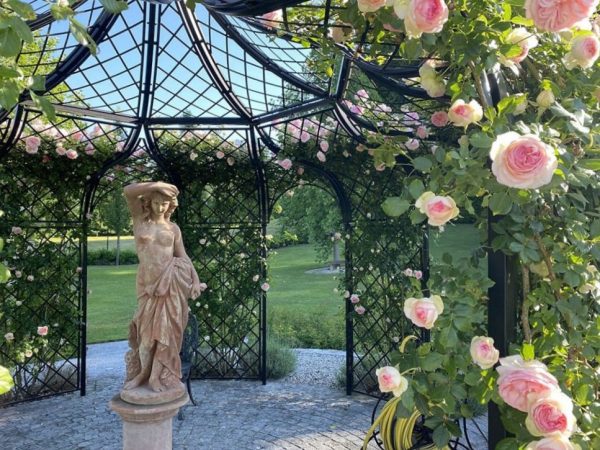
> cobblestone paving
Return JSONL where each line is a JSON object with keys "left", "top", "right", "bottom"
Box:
{"left": 0, "top": 342, "right": 488, "bottom": 450}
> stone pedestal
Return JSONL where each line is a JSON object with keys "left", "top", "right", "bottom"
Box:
{"left": 110, "top": 390, "right": 189, "bottom": 450}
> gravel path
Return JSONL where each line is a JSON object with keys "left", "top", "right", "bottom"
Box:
{"left": 1, "top": 341, "right": 488, "bottom": 449}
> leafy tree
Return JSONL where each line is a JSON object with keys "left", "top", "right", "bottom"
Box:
{"left": 97, "top": 188, "right": 131, "bottom": 265}
{"left": 275, "top": 185, "right": 343, "bottom": 262}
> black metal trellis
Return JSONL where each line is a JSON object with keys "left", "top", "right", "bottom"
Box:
{"left": 0, "top": 2, "right": 516, "bottom": 448}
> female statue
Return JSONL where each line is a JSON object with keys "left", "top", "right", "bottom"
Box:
{"left": 122, "top": 181, "right": 202, "bottom": 395}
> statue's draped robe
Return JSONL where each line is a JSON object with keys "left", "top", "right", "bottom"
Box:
{"left": 125, "top": 257, "right": 194, "bottom": 388}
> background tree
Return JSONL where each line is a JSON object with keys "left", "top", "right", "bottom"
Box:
{"left": 275, "top": 185, "right": 343, "bottom": 262}
{"left": 97, "top": 188, "right": 131, "bottom": 266}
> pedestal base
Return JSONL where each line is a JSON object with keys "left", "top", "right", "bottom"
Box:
{"left": 110, "top": 392, "right": 189, "bottom": 450}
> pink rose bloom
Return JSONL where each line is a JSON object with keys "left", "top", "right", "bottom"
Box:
{"left": 354, "top": 305, "right": 366, "bottom": 315}
{"left": 199, "top": 282, "right": 208, "bottom": 292}
{"left": 395, "top": 0, "right": 449, "bottom": 38}
{"left": 24, "top": 136, "right": 41, "bottom": 154}
{"left": 375, "top": 366, "right": 408, "bottom": 397}
{"left": 215, "top": 150, "right": 225, "bottom": 159}
{"left": 84, "top": 143, "right": 96, "bottom": 155}
{"left": 14, "top": 271, "right": 22, "bottom": 278}
{"left": 490, "top": 132, "right": 557, "bottom": 189}
{"left": 403, "top": 295, "right": 444, "bottom": 329}
{"left": 355, "top": 89, "right": 369, "bottom": 101}
{"left": 414, "top": 270, "right": 423, "bottom": 280}
{"left": 277, "top": 158, "right": 293, "bottom": 170}
{"left": 405, "top": 138, "right": 420, "bottom": 151}
{"left": 470, "top": 336, "right": 500, "bottom": 369}
{"left": 448, "top": 99, "right": 483, "bottom": 127}
{"left": 115, "top": 142, "right": 125, "bottom": 152}
{"left": 37, "top": 326, "right": 48, "bottom": 336}
{"left": 357, "top": 0, "right": 386, "bottom": 13}
{"left": 403, "top": 268, "right": 414, "bottom": 277}
{"left": 297, "top": 166, "right": 305, "bottom": 175}
{"left": 4, "top": 332, "right": 14, "bottom": 341}
{"left": 316, "top": 151, "right": 326, "bottom": 162}
{"left": 431, "top": 111, "right": 449, "bottom": 127}
{"left": 416, "top": 126, "right": 429, "bottom": 139}
{"left": 300, "top": 131, "right": 311, "bottom": 143}
{"left": 349, "top": 104, "right": 364, "bottom": 115}
{"left": 319, "top": 141, "right": 329, "bottom": 152}
{"left": 350, "top": 294, "right": 360, "bottom": 304}
{"left": 261, "top": 9, "right": 283, "bottom": 28}
{"left": 11, "top": 226, "right": 23, "bottom": 235}
{"left": 501, "top": 28, "right": 539, "bottom": 67}
{"left": 415, "top": 191, "right": 459, "bottom": 227}
{"left": 226, "top": 157, "right": 235, "bottom": 166}
{"left": 404, "top": 111, "right": 421, "bottom": 126}
{"left": 496, "top": 355, "right": 560, "bottom": 412}
{"left": 564, "top": 34, "right": 600, "bottom": 69}
{"left": 526, "top": 436, "right": 577, "bottom": 450}
{"left": 525, "top": 0, "right": 598, "bottom": 32}
{"left": 525, "top": 391, "right": 576, "bottom": 438}
{"left": 27, "top": 275, "right": 34, "bottom": 282}
{"left": 66, "top": 149, "right": 78, "bottom": 160}
{"left": 71, "top": 131, "right": 84, "bottom": 142}
{"left": 55, "top": 144, "right": 67, "bottom": 156}
{"left": 76, "top": 267, "right": 83, "bottom": 273}
{"left": 261, "top": 282, "right": 270, "bottom": 292}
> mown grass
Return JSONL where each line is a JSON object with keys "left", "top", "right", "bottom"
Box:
{"left": 86, "top": 224, "right": 480, "bottom": 345}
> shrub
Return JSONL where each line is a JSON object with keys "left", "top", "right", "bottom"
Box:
{"left": 87, "top": 248, "right": 138, "bottom": 265}
{"left": 266, "top": 336, "right": 297, "bottom": 379}
{"left": 268, "top": 309, "right": 345, "bottom": 350}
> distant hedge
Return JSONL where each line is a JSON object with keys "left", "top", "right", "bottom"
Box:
{"left": 87, "top": 248, "right": 138, "bottom": 265}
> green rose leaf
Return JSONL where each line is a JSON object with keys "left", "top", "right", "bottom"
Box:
{"left": 489, "top": 192, "right": 513, "bottom": 215}
{"left": 412, "top": 156, "right": 433, "bottom": 173}
{"left": 580, "top": 159, "right": 600, "bottom": 171}
{"left": 381, "top": 197, "right": 410, "bottom": 218}
{"left": 408, "top": 179, "right": 424, "bottom": 199}
{"left": 521, "top": 343, "right": 535, "bottom": 361}
{"left": 7, "top": 0, "right": 37, "bottom": 20}
{"left": 0, "top": 28, "right": 21, "bottom": 57}
{"left": 100, "top": 0, "right": 129, "bottom": 14}
{"left": 432, "top": 424, "right": 451, "bottom": 448}
{"left": 0, "top": 366, "right": 14, "bottom": 395}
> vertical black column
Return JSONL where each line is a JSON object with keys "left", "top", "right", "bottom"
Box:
{"left": 487, "top": 213, "right": 518, "bottom": 448}
{"left": 484, "top": 71, "right": 519, "bottom": 449}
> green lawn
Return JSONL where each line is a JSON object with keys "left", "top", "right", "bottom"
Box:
{"left": 86, "top": 224, "right": 479, "bottom": 344}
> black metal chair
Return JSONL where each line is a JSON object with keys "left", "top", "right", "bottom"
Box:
{"left": 178, "top": 313, "right": 198, "bottom": 420}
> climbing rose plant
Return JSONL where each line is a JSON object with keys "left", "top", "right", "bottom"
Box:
{"left": 302, "top": 1, "right": 600, "bottom": 449}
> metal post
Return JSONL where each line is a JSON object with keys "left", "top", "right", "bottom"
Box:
{"left": 487, "top": 211, "right": 518, "bottom": 448}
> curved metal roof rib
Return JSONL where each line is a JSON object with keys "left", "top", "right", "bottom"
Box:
{"left": 1, "top": 0, "right": 445, "bottom": 145}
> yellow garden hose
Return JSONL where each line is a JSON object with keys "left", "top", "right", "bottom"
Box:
{"left": 362, "top": 400, "right": 442, "bottom": 450}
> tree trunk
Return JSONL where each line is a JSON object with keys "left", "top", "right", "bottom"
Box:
{"left": 116, "top": 233, "right": 121, "bottom": 266}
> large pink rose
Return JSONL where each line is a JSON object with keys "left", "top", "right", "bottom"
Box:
{"left": 526, "top": 436, "right": 578, "bottom": 450}
{"left": 375, "top": 366, "right": 408, "bottom": 397}
{"left": 496, "top": 355, "right": 560, "bottom": 412}
{"left": 24, "top": 136, "right": 41, "bottom": 154}
{"left": 358, "top": 0, "right": 386, "bottom": 13}
{"left": 395, "top": 0, "right": 449, "bottom": 38}
{"left": 470, "top": 336, "right": 500, "bottom": 369}
{"left": 415, "top": 192, "right": 459, "bottom": 227}
{"left": 525, "top": 0, "right": 599, "bottom": 32}
{"left": 403, "top": 295, "right": 444, "bottom": 329}
{"left": 37, "top": 326, "right": 49, "bottom": 336}
{"left": 448, "top": 99, "right": 483, "bottom": 127}
{"left": 490, "top": 132, "right": 557, "bottom": 189}
{"left": 526, "top": 391, "right": 576, "bottom": 437}
{"left": 564, "top": 34, "right": 600, "bottom": 69}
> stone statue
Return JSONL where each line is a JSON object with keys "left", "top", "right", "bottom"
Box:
{"left": 120, "top": 181, "right": 202, "bottom": 402}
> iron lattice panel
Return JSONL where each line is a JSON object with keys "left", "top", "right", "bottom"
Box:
{"left": 260, "top": 110, "right": 423, "bottom": 395}
{"left": 153, "top": 127, "right": 265, "bottom": 379}
{"left": 0, "top": 226, "right": 82, "bottom": 405}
